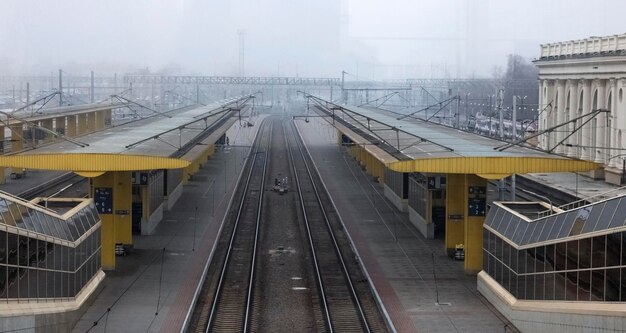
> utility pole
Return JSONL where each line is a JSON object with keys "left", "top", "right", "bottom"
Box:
{"left": 511, "top": 96, "right": 517, "bottom": 201}
{"left": 341, "top": 70, "right": 347, "bottom": 104}
{"left": 238, "top": 29, "right": 246, "bottom": 77}
{"left": 497, "top": 88, "right": 504, "bottom": 139}
{"left": 26, "top": 83, "right": 30, "bottom": 111}
{"left": 512, "top": 96, "right": 517, "bottom": 141}
{"left": 456, "top": 95, "right": 461, "bottom": 128}
{"left": 465, "top": 92, "right": 470, "bottom": 130}
{"left": 196, "top": 84, "right": 200, "bottom": 104}
{"left": 488, "top": 95, "right": 493, "bottom": 136}
{"left": 58, "top": 69, "right": 63, "bottom": 106}
{"left": 90, "top": 71, "right": 95, "bottom": 103}
{"left": 497, "top": 88, "right": 506, "bottom": 201}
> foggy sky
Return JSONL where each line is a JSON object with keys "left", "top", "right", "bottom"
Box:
{"left": 1, "top": 0, "right": 625, "bottom": 79}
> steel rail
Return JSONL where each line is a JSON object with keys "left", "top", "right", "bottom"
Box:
{"left": 205, "top": 120, "right": 272, "bottom": 333}
{"left": 285, "top": 120, "right": 371, "bottom": 333}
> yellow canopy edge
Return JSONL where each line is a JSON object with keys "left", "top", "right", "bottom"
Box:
{"left": 74, "top": 171, "right": 106, "bottom": 178}
{"left": 0, "top": 153, "right": 190, "bottom": 172}
{"left": 387, "top": 156, "right": 599, "bottom": 175}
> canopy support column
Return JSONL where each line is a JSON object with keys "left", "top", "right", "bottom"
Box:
{"left": 92, "top": 171, "right": 132, "bottom": 270}
{"left": 445, "top": 173, "right": 487, "bottom": 274}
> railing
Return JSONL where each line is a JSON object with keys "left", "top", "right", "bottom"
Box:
{"left": 123, "top": 74, "right": 340, "bottom": 86}
{"left": 540, "top": 34, "right": 626, "bottom": 58}
{"left": 536, "top": 185, "right": 626, "bottom": 218}
{"left": 559, "top": 185, "right": 626, "bottom": 211}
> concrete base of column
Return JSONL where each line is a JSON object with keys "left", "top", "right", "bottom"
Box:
{"left": 408, "top": 206, "right": 434, "bottom": 239}
{"left": 383, "top": 184, "right": 407, "bottom": 212}
{"left": 585, "top": 168, "right": 605, "bottom": 180}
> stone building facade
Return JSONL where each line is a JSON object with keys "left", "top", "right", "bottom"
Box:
{"left": 535, "top": 34, "right": 626, "bottom": 184}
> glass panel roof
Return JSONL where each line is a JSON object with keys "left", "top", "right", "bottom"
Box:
{"left": 0, "top": 192, "right": 100, "bottom": 242}
{"left": 485, "top": 195, "right": 626, "bottom": 247}
{"left": 608, "top": 197, "right": 626, "bottom": 229}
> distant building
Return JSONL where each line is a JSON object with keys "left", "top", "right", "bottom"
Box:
{"left": 535, "top": 34, "right": 626, "bottom": 184}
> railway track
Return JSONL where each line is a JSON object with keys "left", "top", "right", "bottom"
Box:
{"left": 17, "top": 172, "right": 88, "bottom": 200}
{"left": 187, "top": 120, "right": 272, "bottom": 333}
{"left": 206, "top": 120, "right": 271, "bottom": 332}
{"left": 491, "top": 175, "right": 587, "bottom": 208}
{"left": 186, "top": 116, "right": 388, "bottom": 333}
{"left": 285, "top": 120, "right": 387, "bottom": 333}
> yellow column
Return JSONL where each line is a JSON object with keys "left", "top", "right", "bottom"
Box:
{"left": 445, "top": 174, "right": 465, "bottom": 257}
{"left": 10, "top": 125, "right": 23, "bottom": 175}
{"left": 445, "top": 173, "right": 488, "bottom": 274}
{"left": 92, "top": 171, "right": 133, "bottom": 270}
{"left": 55, "top": 117, "right": 65, "bottom": 138}
{"left": 464, "top": 174, "right": 487, "bottom": 274}
{"left": 141, "top": 185, "right": 149, "bottom": 229}
{"left": 77, "top": 113, "right": 88, "bottom": 136}
{"left": 95, "top": 111, "right": 105, "bottom": 131}
{"left": 104, "top": 109, "right": 112, "bottom": 127}
{"left": 42, "top": 119, "right": 53, "bottom": 142}
{"left": 192, "top": 158, "right": 200, "bottom": 174}
{"left": 374, "top": 160, "right": 383, "bottom": 183}
{"left": 66, "top": 115, "right": 77, "bottom": 137}
{"left": 183, "top": 164, "right": 192, "bottom": 184}
{"left": 87, "top": 112, "right": 96, "bottom": 133}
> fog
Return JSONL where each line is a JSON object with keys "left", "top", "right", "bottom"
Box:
{"left": 1, "top": 0, "right": 625, "bottom": 79}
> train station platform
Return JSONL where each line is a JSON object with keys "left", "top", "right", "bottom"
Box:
{"left": 524, "top": 171, "right": 626, "bottom": 202}
{"left": 296, "top": 117, "right": 514, "bottom": 332}
{"left": 303, "top": 94, "right": 600, "bottom": 275}
{"left": 3, "top": 110, "right": 618, "bottom": 332}
{"left": 70, "top": 118, "right": 261, "bottom": 333}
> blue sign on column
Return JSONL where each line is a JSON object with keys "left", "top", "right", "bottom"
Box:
{"left": 95, "top": 187, "right": 113, "bottom": 214}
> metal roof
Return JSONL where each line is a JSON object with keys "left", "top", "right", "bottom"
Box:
{"left": 0, "top": 96, "right": 254, "bottom": 173}
{"left": 343, "top": 105, "right": 551, "bottom": 158}
{"left": 306, "top": 95, "right": 599, "bottom": 178}
{"left": 5, "top": 101, "right": 128, "bottom": 126}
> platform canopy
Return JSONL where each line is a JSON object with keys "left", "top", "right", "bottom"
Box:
{"left": 307, "top": 96, "right": 599, "bottom": 179}
{"left": 0, "top": 96, "right": 255, "bottom": 176}
{"left": 5, "top": 102, "right": 128, "bottom": 125}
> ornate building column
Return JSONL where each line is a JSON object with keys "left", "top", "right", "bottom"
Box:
{"left": 581, "top": 79, "right": 592, "bottom": 160}
{"left": 608, "top": 79, "right": 618, "bottom": 168}
{"left": 617, "top": 79, "right": 626, "bottom": 174}
{"left": 566, "top": 80, "right": 578, "bottom": 157}
{"left": 595, "top": 79, "right": 606, "bottom": 164}
{"left": 538, "top": 79, "right": 548, "bottom": 149}
{"left": 555, "top": 80, "right": 566, "bottom": 153}
{"left": 544, "top": 80, "right": 556, "bottom": 150}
